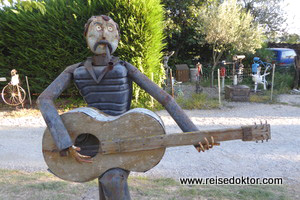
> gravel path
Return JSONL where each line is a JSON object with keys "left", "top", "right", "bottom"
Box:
{"left": 0, "top": 95, "right": 300, "bottom": 185}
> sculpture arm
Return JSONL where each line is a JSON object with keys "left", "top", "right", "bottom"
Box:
{"left": 37, "top": 63, "right": 80, "bottom": 151}
{"left": 124, "top": 62, "right": 199, "bottom": 133}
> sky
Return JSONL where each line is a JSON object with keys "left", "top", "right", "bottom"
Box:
{"left": 282, "top": 0, "right": 300, "bottom": 34}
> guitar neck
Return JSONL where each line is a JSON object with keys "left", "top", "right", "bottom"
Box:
{"left": 100, "top": 124, "right": 270, "bottom": 155}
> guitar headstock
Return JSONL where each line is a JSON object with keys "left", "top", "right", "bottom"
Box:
{"left": 242, "top": 122, "right": 271, "bottom": 142}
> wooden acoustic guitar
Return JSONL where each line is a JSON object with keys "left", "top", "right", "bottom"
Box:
{"left": 42, "top": 107, "right": 271, "bottom": 182}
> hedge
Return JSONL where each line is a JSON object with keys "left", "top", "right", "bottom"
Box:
{"left": 0, "top": 0, "right": 165, "bottom": 108}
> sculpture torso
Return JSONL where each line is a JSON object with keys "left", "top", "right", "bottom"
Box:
{"left": 73, "top": 61, "right": 132, "bottom": 116}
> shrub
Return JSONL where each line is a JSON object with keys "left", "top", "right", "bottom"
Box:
{"left": 0, "top": 0, "right": 165, "bottom": 108}
{"left": 176, "top": 93, "right": 220, "bottom": 110}
{"left": 273, "top": 71, "right": 294, "bottom": 93}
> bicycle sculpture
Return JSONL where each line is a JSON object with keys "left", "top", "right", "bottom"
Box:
{"left": 1, "top": 69, "right": 26, "bottom": 106}
{"left": 251, "top": 57, "right": 272, "bottom": 93}
{"left": 38, "top": 15, "right": 271, "bottom": 200}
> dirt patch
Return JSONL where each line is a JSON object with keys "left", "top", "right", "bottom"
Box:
{"left": 0, "top": 90, "right": 300, "bottom": 198}
{"left": 277, "top": 94, "right": 300, "bottom": 106}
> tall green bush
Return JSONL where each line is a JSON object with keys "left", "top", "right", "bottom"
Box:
{"left": 0, "top": 0, "right": 165, "bottom": 108}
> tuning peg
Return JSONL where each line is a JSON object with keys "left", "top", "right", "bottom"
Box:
{"left": 256, "top": 140, "right": 258, "bottom": 143}
{"left": 260, "top": 120, "right": 262, "bottom": 125}
{"left": 261, "top": 140, "right": 264, "bottom": 143}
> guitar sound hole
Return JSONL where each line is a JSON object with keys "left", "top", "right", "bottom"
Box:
{"left": 74, "top": 133, "right": 99, "bottom": 158}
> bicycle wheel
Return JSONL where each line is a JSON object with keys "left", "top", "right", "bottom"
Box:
{"left": 1, "top": 84, "right": 26, "bottom": 106}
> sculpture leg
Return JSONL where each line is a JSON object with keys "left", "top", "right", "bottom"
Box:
{"left": 99, "top": 168, "right": 131, "bottom": 200}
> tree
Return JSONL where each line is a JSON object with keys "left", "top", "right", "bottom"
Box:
{"left": 237, "top": 0, "right": 286, "bottom": 40}
{"left": 0, "top": 0, "right": 46, "bottom": 14}
{"left": 161, "top": 0, "right": 215, "bottom": 65}
{"left": 0, "top": 0, "right": 165, "bottom": 108}
{"left": 279, "top": 33, "right": 300, "bottom": 44}
{"left": 199, "top": 0, "right": 263, "bottom": 86}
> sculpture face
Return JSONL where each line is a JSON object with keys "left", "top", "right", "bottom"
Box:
{"left": 85, "top": 16, "right": 119, "bottom": 55}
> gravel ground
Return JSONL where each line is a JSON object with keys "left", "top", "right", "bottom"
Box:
{"left": 0, "top": 94, "right": 300, "bottom": 186}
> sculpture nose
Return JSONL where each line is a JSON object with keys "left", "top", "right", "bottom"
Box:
{"left": 103, "top": 28, "right": 110, "bottom": 39}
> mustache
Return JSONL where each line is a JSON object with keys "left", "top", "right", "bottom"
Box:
{"left": 93, "top": 40, "right": 113, "bottom": 53}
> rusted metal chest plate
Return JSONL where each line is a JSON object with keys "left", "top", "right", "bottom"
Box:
{"left": 73, "top": 63, "right": 132, "bottom": 116}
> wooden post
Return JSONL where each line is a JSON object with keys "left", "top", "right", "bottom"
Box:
{"left": 25, "top": 76, "right": 32, "bottom": 106}
{"left": 232, "top": 62, "right": 235, "bottom": 83}
{"left": 170, "top": 69, "right": 174, "bottom": 97}
{"left": 270, "top": 64, "right": 276, "bottom": 101}
{"left": 218, "top": 69, "right": 221, "bottom": 106}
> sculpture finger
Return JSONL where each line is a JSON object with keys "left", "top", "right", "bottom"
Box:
{"left": 199, "top": 142, "right": 205, "bottom": 152}
{"left": 72, "top": 145, "right": 81, "bottom": 152}
{"left": 211, "top": 136, "right": 214, "bottom": 148}
{"left": 69, "top": 146, "right": 93, "bottom": 163}
{"left": 204, "top": 137, "right": 210, "bottom": 150}
{"left": 74, "top": 153, "right": 93, "bottom": 163}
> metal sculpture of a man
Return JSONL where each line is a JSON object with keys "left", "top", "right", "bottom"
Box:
{"left": 38, "top": 15, "right": 200, "bottom": 199}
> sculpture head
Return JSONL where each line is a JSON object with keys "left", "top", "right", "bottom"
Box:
{"left": 11, "top": 69, "right": 17, "bottom": 76}
{"left": 84, "top": 15, "right": 120, "bottom": 55}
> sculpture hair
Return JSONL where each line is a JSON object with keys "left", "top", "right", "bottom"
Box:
{"left": 84, "top": 15, "right": 120, "bottom": 39}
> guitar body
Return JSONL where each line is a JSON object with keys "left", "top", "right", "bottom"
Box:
{"left": 42, "top": 107, "right": 166, "bottom": 182}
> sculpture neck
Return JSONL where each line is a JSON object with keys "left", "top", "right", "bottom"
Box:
{"left": 92, "top": 54, "right": 111, "bottom": 66}
{"left": 92, "top": 45, "right": 113, "bottom": 66}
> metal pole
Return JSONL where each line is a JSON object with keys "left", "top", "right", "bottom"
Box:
{"left": 232, "top": 62, "right": 235, "bottom": 84}
{"left": 25, "top": 76, "right": 32, "bottom": 106}
{"left": 221, "top": 76, "right": 225, "bottom": 91}
{"left": 170, "top": 69, "right": 174, "bottom": 97}
{"left": 218, "top": 69, "right": 221, "bottom": 106}
{"left": 270, "top": 64, "right": 276, "bottom": 101}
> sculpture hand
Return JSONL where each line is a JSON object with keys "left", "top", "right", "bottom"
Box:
{"left": 68, "top": 145, "right": 93, "bottom": 163}
{"left": 196, "top": 136, "right": 220, "bottom": 152}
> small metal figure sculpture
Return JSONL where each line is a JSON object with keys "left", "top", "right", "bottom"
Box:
{"left": 232, "top": 55, "right": 245, "bottom": 84}
{"left": 220, "top": 61, "right": 226, "bottom": 91}
{"left": 38, "top": 15, "right": 200, "bottom": 200}
{"left": 163, "top": 51, "right": 175, "bottom": 92}
{"left": 195, "top": 62, "right": 203, "bottom": 93}
{"left": 251, "top": 57, "right": 272, "bottom": 93}
{"left": 163, "top": 51, "right": 175, "bottom": 70}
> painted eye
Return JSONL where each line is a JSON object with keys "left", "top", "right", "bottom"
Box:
{"left": 96, "top": 25, "right": 102, "bottom": 31}
{"left": 107, "top": 26, "right": 114, "bottom": 32}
